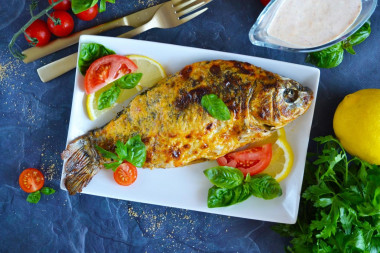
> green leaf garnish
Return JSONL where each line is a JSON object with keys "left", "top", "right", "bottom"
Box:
{"left": 27, "top": 191, "right": 41, "bottom": 204}
{"left": 96, "top": 135, "right": 146, "bottom": 168}
{"left": 41, "top": 187, "right": 55, "bottom": 195}
{"left": 97, "top": 85, "right": 120, "bottom": 110}
{"left": 204, "top": 166, "right": 281, "bottom": 208}
{"left": 201, "top": 94, "right": 231, "bottom": 121}
{"left": 97, "top": 73, "right": 143, "bottom": 110}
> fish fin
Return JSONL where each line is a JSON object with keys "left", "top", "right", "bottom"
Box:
{"left": 61, "top": 134, "right": 103, "bottom": 195}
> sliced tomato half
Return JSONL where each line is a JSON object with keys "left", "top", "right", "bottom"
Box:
{"left": 84, "top": 55, "right": 138, "bottom": 94}
{"left": 217, "top": 144, "right": 272, "bottom": 176}
{"left": 19, "top": 168, "right": 45, "bottom": 193}
{"left": 114, "top": 162, "right": 137, "bottom": 186}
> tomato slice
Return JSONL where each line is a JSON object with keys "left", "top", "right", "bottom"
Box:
{"left": 114, "top": 162, "right": 137, "bottom": 186}
{"left": 19, "top": 168, "right": 45, "bottom": 193}
{"left": 217, "top": 144, "right": 272, "bottom": 176}
{"left": 84, "top": 55, "right": 138, "bottom": 94}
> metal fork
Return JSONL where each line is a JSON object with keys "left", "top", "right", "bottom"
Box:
{"left": 37, "top": 0, "right": 210, "bottom": 82}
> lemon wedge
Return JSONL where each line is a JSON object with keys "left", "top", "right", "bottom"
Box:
{"left": 262, "top": 128, "right": 294, "bottom": 182}
{"left": 86, "top": 55, "right": 166, "bottom": 121}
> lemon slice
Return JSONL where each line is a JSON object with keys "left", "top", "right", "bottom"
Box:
{"left": 128, "top": 55, "right": 167, "bottom": 88}
{"left": 86, "top": 55, "right": 166, "bottom": 121}
{"left": 262, "top": 128, "right": 294, "bottom": 182}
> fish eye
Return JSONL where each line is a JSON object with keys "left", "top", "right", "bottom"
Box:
{"left": 283, "top": 88, "right": 299, "bottom": 103}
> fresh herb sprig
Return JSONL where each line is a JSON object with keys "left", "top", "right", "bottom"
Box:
{"left": 97, "top": 72, "right": 142, "bottom": 110}
{"left": 204, "top": 166, "right": 282, "bottom": 208}
{"left": 96, "top": 135, "right": 146, "bottom": 170}
{"left": 27, "top": 187, "right": 56, "bottom": 204}
{"left": 201, "top": 94, "right": 231, "bottom": 121}
{"left": 306, "top": 21, "right": 371, "bottom": 68}
{"left": 272, "top": 136, "right": 380, "bottom": 252}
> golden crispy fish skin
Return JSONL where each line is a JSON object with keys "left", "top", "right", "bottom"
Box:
{"left": 62, "top": 60, "right": 313, "bottom": 195}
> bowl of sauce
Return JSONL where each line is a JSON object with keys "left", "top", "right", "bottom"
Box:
{"left": 249, "top": 0, "right": 377, "bottom": 52}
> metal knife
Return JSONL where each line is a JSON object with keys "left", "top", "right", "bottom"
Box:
{"left": 22, "top": 3, "right": 164, "bottom": 63}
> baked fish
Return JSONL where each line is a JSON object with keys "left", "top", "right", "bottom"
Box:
{"left": 62, "top": 60, "right": 313, "bottom": 195}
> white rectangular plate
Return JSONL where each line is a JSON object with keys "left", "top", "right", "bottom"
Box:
{"left": 60, "top": 35, "right": 319, "bottom": 224}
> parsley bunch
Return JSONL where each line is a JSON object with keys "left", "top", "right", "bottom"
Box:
{"left": 273, "top": 136, "right": 380, "bottom": 252}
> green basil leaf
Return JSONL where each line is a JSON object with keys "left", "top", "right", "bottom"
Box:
{"left": 248, "top": 174, "right": 282, "bottom": 200}
{"left": 27, "top": 191, "right": 41, "bottom": 204}
{"left": 201, "top": 94, "right": 231, "bottom": 121}
{"left": 207, "top": 184, "right": 252, "bottom": 208}
{"left": 99, "top": 0, "right": 106, "bottom": 12}
{"left": 203, "top": 166, "right": 244, "bottom": 189}
{"left": 125, "top": 135, "right": 146, "bottom": 167}
{"left": 114, "top": 73, "right": 143, "bottom": 89}
{"left": 98, "top": 85, "right": 120, "bottom": 110}
{"left": 78, "top": 43, "right": 115, "bottom": 75}
{"left": 306, "top": 43, "right": 344, "bottom": 68}
{"left": 115, "top": 140, "right": 127, "bottom": 160}
{"left": 104, "top": 161, "right": 122, "bottom": 172}
{"left": 71, "top": 0, "right": 98, "bottom": 14}
{"left": 343, "top": 21, "right": 371, "bottom": 55}
{"left": 95, "top": 145, "right": 119, "bottom": 161}
{"left": 41, "top": 187, "right": 55, "bottom": 195}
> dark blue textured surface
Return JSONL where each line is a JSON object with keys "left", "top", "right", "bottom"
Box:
{"left": 0, "top": 0, "right": 379, "bottom": 252}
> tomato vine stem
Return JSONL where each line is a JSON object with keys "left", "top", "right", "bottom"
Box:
{"left": 8, "top": 0, "right": 64, "bottom": 60}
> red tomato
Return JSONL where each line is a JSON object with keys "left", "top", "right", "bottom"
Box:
{"left": 114, "top": 162, "right": 137, "bottom": 186}
{"left": 260, "top": 0, "right": 271, "bottom": 6}
{"left": 47, "top": 11, "right": 74, "bottom": 37}
{"left": 217, "top": 144, "right": 272, "bottom": 176}
{"left": 48, "top": 0, "right": 71, "bottom": 11}
{"left": 24, "top": 19, "right": 51, "bottom": 47}
{"left": 19, "top": 168, "right": 45, "bottom": 193}
{"left": 84, "top": 55, "right": 138, "bottom": 94}
{"left": 76, "top": 4, "right": 98, "bottom": 21}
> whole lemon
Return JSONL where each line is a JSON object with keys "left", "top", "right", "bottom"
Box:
{"left": 333, "top": 89, "right": 380, "bottom": 164}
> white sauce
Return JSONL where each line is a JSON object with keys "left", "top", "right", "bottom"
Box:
{"left": 267, "top": 0, "right": 362, "bottom": 48}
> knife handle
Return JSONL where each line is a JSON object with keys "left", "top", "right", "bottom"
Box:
{"left": 23, "top": 18, "right": 126, "bottom": 63}
{"left": 37, "top": 53, "right": 78, "bottom": 82}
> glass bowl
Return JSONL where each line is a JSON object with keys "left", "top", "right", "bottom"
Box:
{"left": 248, "top": 0, "right": 378, "bottom": 52}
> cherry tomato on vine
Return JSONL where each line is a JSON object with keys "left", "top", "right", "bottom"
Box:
{"left": 76, "top": 4, "right": 98, "bottom": 21}
{"left": 48, "top": 0, "right": 71, "bottom": 11}
{"left": 216, "top": 144, "right": 272, "bottom": 176}
{"left": 19, "top": 168, "right": 45, "bottom": 193}
{"left": 47, "top": 11, "right": 74, "bottom": 37}
{"left": 114, "top": 162, "right": 137, "bottom": 186}
{"left": 260, "top": 0, "right": 271, "bottom": 6}
{"left": 24, "top": 19, "right": 51, "bottom": 47}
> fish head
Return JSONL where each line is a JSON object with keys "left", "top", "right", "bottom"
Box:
{"left": 252, "top": 77, "right": 313, "bottom": 130}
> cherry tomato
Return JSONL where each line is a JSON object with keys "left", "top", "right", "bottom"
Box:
{"left": 76, "top": 4, "right": 98, "bottom": 21}
{"left": 84, "top": 55, "right": 138, "bottom": 94}
{"left": 260, "top": 0, "right": 271, "bottom": 6}
{"left": 47, "top": 11, "right": 74, "bottom": 37}
{"left": 114, "top": 162, "right": 137, "bottom": 186}
{"left": 24, "top": 19, "right": 51, "bottom": 47}
{"left": 48, "top": 0, "right": 71, "bottom": 11}
{"left": 19, "top": 168, "right": 45, "bottom": 193}
{"left": 217, "top": 144, "right": 272, "bottom": 176}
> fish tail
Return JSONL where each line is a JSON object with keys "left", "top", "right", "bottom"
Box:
{"left": 61, "top": 134, "right": 102, "bottom": 195}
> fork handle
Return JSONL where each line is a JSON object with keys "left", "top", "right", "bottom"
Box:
{"left": 118, "top": 22, "right": 154, "bottom": 38}
{"left": 22, "top": 18, "right": 126, "bottom": 63}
